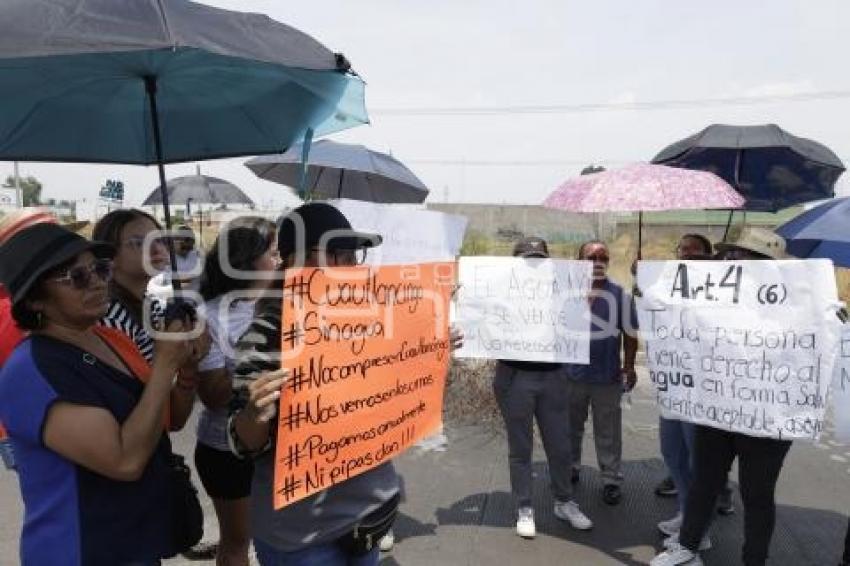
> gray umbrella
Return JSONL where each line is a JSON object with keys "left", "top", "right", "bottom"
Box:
{"left": 245, "top": 140, "right": 429, "bottom": 203}
{"left": 142, "top": 167, "right": 254, "bottom": 207}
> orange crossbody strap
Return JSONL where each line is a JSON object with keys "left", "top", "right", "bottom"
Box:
{"left": 93, "top": 326, "right": 171, "bottom": 429}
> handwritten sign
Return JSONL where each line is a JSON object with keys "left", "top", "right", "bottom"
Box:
{"left": 273, "top": 262, "right": 454, "bottom": 508}
{"left": 832, "top": 325, "right": 850, "bottom": 442}
{"left": 637, "top": 260, "right": 842, "bottom": 440}
{"left": 454, "top": 257, "right": 591, "bottom": 363}
{"left": 328, "top": 199, "right": 468, "bottom": 264}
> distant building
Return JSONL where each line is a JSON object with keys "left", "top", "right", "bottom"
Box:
{"left": 426, "top": 203, "right": 596, "bottom": 243}
{"left": 0, "top": 188, "right": 18, "bottom": 210}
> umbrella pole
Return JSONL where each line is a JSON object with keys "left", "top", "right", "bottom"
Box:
{"left": 338, "top": 169, "right": 345, "bottom": 199}
{"left": 638, "top": 211, "right": 643, "bottom": 260}
{"left": 144, "top": 76, "right": 182, "bottom": 292}
{"left": 723, "top": 209, "right": 735, "bottom": 241}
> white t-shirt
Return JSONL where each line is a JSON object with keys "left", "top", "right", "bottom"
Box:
{"left": 196, "top": 296, "right": 257, "bottom": 451}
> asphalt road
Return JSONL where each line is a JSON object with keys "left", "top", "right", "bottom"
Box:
{"left": 1, "top": 367, "right": 848, "bottom": 565}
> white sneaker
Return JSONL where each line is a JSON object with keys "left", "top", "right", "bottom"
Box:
{"left": 650, "top": 542, "right": 703, "bottom": 566}
{"left": 378, "top": 530, "right": 394, "bottom": 552}
{"left": 516, "top": 507, "right": 536, "bottom": 538}
{"left": 657, "top": 513, "right": 683, "bottom": 536}
{"left": 663, "top": 532, "right": 712, "bottom": 552}
{"left": 553, "top": 500, "right": 593, "bottom": 530}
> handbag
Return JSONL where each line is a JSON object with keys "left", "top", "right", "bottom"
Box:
{"left": 93, "top": 327, "right": 204, "bottom": 556}
{"left": 337, "top": 492, "right": 401, "bottom": 556}
{"left": 169, "top": 453, "right": 204, "bottom": 555}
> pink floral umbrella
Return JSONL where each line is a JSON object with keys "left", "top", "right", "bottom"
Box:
{"left": 543, "top": 163, "right": 744, "bottom": 257}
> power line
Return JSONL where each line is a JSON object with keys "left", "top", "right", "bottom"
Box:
{"left": 371, "top": 89, "right": 850, "bottom": 117}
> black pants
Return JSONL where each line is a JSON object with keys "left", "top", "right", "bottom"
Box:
{"left": 679, "top": 425, "right": 791, "bottom": 566}
{"left": 493, "top": 363, "right": 574, "bottom": 508}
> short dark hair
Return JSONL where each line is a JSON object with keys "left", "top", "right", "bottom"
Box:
{"left": 680, "top": 233, "right": 712, "bottom": 255}
{"left": 93, "top": 209, "right": 161, "bottom": 247}
{"left": 577, "top": 240, "right": 607, "bottom": 259}
{"left": 199, "top": 216, "right": 276, "bottom": 301}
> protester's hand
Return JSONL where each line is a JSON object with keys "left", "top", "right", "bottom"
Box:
{"left": 153, "top": 319, "right": 193, "bottom": 373}
{"left": 189, "top": 326, "right": 211, "bottom": 363}
{"left": 174, "top": 367, "right": 199, "bottom": 393}
{"left": 449, "top": 324, "right": 464, "bottom": 351}
{"left": 622, "top": 367, "right": 637, "bottom": 392}
{"left": 244, "top": 368, "right": 288, "bottom": 424}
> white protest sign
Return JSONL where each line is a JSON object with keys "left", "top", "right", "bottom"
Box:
{"left": 328, "top": 198, "right": 468, "bottom": 264}
{"left": 454, "top": 256, "right": 591, "bottom": 363}
{"left": 831, "top": 325, "right": 850, "bottom": 442}
{"left": 637, "top": 259, "right": 842, "bottom": 441}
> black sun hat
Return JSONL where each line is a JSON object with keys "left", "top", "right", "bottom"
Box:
{"left": 0, "top": 223, "right": 114, "bottom": 304}
{"left": 277, "top": 202, "right": 382, "bottom": 259}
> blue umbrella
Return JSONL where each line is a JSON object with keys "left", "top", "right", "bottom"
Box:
{"left": 0, "top": 0, "right": 367, "bottom": 286}
{"left": 776, "top": 197, "right": 850, "bottom": 267}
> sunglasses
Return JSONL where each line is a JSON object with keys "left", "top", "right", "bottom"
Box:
{"left": 308, "top": 248, "right": 367, "bottom": 266}
{"left": 585, "top": 254, "right": 610, "bottom": 263}
{"left": 51, "top": 258, "right": 113, "bottom": 289}
{"left": 122, "top": 236, "right": 168, "bottom": 250}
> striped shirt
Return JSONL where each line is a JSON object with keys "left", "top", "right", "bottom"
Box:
{"left": 101, "top": 296, "right": 165, "bottom": 364}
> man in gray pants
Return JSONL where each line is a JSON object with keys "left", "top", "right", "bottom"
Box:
{"left": 565, "top": 240, "right": 638, "bottom": 506}
{"left": 494, "top": 237, "right": 593, "bottom": 539}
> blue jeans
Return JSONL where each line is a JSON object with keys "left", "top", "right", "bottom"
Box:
{"left": 659, "top": 416, "right": 695, "bottom": 512}
{"left": 253, "top": 538, "right": 379, "bottom": 566}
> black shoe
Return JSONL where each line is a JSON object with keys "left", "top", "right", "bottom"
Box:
{"left": 717, "top": 489, "right": 735, "bottom": 516}
{"left": 571, "top": 468, "right": 580, "bottom": 484}
{"left": 602, "top": 484, "right": 622, "bottom": 505}
{"left": 654, "top": 476, "right": 678, "bottom": 498}
{"left": 181, "top": 542, "right": 218, "bottom": 560}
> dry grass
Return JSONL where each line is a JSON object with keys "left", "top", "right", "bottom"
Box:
{"left": 443, "top": 359, "right": 501, "bottom": 425}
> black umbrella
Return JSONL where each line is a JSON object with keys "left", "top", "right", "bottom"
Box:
{"left": 652, "top": 124, "right": 845, "bottom": 237}
{"left": 142, "top": 167, "right": 254, "bottom": 208}
{"left": 0, "top": 0, "right": 367, "bottom": 290}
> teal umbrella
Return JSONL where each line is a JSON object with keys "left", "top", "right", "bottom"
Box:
{"left": 0, "top": 0, "right": 367, "bottom": 286}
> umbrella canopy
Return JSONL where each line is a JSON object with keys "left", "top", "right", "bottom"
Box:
{"left": 543, "top": 163, "right": 744, "bottom": 213}
{"left": 775, "top": 196, "right": 850, "bottom": 267}
{"left": 0, "top": 0, "right": 367, "bottom": 165}
{"left": 142, "top": 171, "right": 253, "bottom": 207}
{"left": 652, "top": 124, "right": 845, "bottom": 212}
{"left": 0, "top": 0, "right": 367, "bottom": 292}
{"left": 246, "top": 140, "right": 429, "bottom": 203}
{"left": 544, "top": 163, "right": 744, "bottom": 258}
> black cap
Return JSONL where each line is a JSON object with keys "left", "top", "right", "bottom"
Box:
{"left": 0, "top": 224, "right": 114, "bottom": 304}
{"left": 513, "top": 236, "right": 549, "bottom": 258}
{"left": 277, "top": 202, "right": 382, "bottom": 259}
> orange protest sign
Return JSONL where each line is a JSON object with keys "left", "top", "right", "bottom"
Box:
{"left": 273, "top": 261, "right": 455, "bottom": 508}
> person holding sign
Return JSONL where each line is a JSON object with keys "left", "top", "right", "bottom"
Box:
{"left": 494, "top": 237, "right": 593, "bottom": 539}
{"left": 565, "top": 240, "right": 638, "bottom": 506}
{"left": 194, "top": 217, "right": 279, "bottom": 566}
{"left": 225, "top": 203, "right": 398, "bottom": 566}
{"left": 656, "top": 233, "right": 732, "bottom": 541}
{"left": 652, "top": 228, "right": 794, "bottom": 566}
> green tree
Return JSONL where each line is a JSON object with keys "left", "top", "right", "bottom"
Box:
{"left": 2, "top": 175, "right": 43, "bottom": 206}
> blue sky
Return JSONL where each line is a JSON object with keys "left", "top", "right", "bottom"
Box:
{"left": 8, "top": 0, "right": 850, "bottom": 217}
